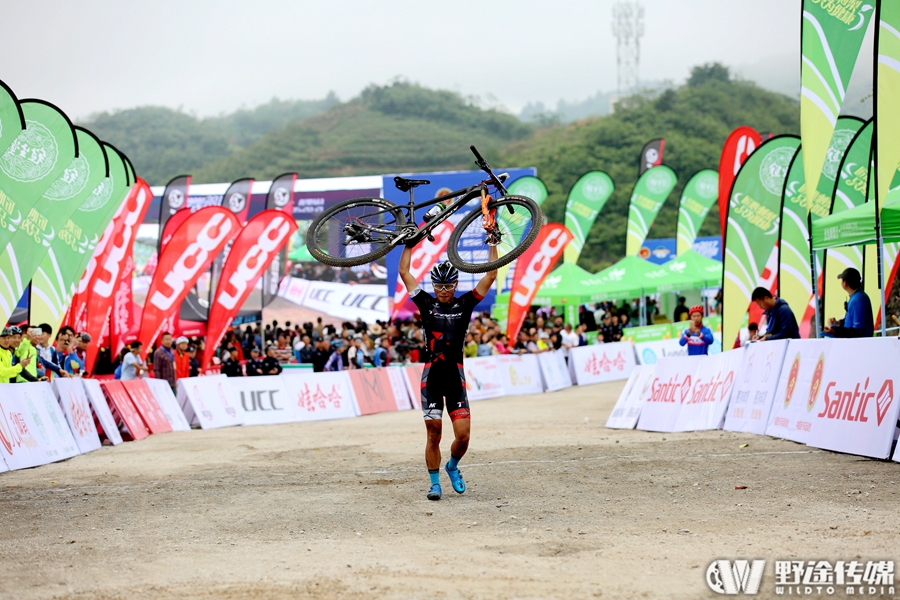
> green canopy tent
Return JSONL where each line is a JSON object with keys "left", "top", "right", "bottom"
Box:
{"left": 640, "top": 249, "right": 723, "bottom": 294}
{"left": 532, "top": 262, "right": 597, "bottom": 305}
{"left": 811, "top": 200, "right": 900, "bottom": 250}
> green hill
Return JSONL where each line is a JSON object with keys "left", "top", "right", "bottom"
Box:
{"left": 192, "top": 81, "right": 534, "bottom": 182}
{"left": 502, "top": 64, "right": 800, "bottom": 271}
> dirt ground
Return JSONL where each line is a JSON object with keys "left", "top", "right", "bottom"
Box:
{"left": 1, "top": 380, "right": 898, "bottom": 600}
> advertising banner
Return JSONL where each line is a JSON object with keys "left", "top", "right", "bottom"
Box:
{"left": 675, "top": 170, "right": 719, "bottom": 255}
{"left": 496, "top": 354, "right": 544, "bottom": 395}
{"left": 538, "top": 350, "right": 573, "bottom": 392}
{"left": 385, "top": 367, "right": 412, "bottom": 410}
{"left": 806, "top": 338, "right": 900, "bottom": 459}
{"left": 723, "top": 339, "right": 789, "bottom": 434}
{"left": 822, "top": 120, "right": 872, "bottom": 332}
{"left": 229, "top": 375, "right": 294, "bottom": 426}
{"left": 718, "top": 127, "right": 761, "bottom": 236}
{"left": 348, "top": 368, "right": 401, "bottom": 415}
{"left": 723, "top": 135, "right": 800, "bottom": 347}
{"left": 82, "top": 178, "right": 155, "bottom": 371}
{"left": 764, "top": 339, "right": 833, "bottom": 445}
{"left": 635, "top": 355, "right": 702, "bottom": 432}
{"left": 202, "top": 210, "right": 297, "bottom": 368}
{"left": 0, "top": 101, "right": 78, "bottom": 259}
{"left": 569, "top": 342, "right": 636, "bottom": 386}
{"left": 138, "top": 207, "right": 239, "bottom": 351}
{"left": 282, "top": 370, "right": 358, "bottom": 421}
{"left": 672, "top": 349, "right": 743, "bottom": 432}
{"left": 801, "top": 0, "right": 869, "bottom": 213}
{"left": 301, "top": 279, "right": 390, "bottom": 323}
{"left": 635, "top": 339, "right": 686, "bottom": 365}
{"left": 81, "top": 378, "right": 123, "bottom": 445}
{"left": 403, "top": 364, "right": 425, "bottom": 410}
{"left": 462, "top": 356, "right": 505, "bottom": 401}
{"left": 506, "top": 224, "right": 573, "bottom": 341}
{"left": 100, "top": 380, "right": 150, "bottom": 441}
{"left": 606, "top": 365, "right": 655, "bottom": 429}
{"left": 0, "top": 80, "right": 25, "bottom": 158}
{"left": 51, "top": 378, "right": 101, "bottom": 454}
{"left": 563, "top": 171, "right": 615, "bottom": 264}
{"left": 157, "top": 175, "right": 191, "bottom": 252}
{"left": 144, "top": 378, "right": 191, "bottom": 431}
{"left": 121, "top": 379, "right": 173, "bottom": 434}
{"left": 625, "top": 165, "right": 677, "bottom": 255}
{"left": 0, "top": 127, "right": 107, "bottom": 325}
{"left": 639, "top": 138, "right": 665, "bottom": 175}
{"left": 0, "top": 382, "right": 80, "bottom": 470}
{"left": 391, "top": 220, "right": 454, "bottom": 317}
{"left": 32, "top": 150, "right": 133, "bottom": 335}
{"left": 877, "top": 3, "right": 900, "bottom": 214}
{"left": 260, "top": 172, "right": 297, "bottom": 308}
{"left": 176, "top": 374, "right": 245, "bottom": 429}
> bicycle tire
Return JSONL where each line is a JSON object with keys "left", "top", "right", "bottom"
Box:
{"left": 446, "top": 195, "right": 543, "bottom": 273}
{"left": 306, "top": 197, "right": 407, "bottom": 267}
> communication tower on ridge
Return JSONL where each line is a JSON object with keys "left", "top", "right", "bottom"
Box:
{"left": 612, "top": 1, "right": 644, "bottom": 95}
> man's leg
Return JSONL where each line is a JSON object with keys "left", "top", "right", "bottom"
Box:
{"left": 421, "top": 367, "right": 444, "bottom": 500}
{"left": 425, "top": 419, "right": 443, "bottom": 470}
{"left": 449, "top": 418, "right": 470, "bottom": 463}
{"left": 445, "top": 369, "right": 470, "bottom": 494}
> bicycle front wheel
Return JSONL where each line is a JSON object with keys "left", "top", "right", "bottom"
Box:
{"left": 446, "top": 195, "right": 543, "bottom": 273}
{"left": 307, "top": 197, "right": 407, "bottom": 267}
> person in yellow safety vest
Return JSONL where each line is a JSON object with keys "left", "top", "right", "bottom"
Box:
{"left": 0, "top": 327, "right": 31, "bottom": 383}
{"left": 13, "top": 326, "right": 42, "bottom": 382}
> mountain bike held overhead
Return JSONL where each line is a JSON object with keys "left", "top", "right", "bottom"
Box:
{"left": 306, "top": 145, "right": 543, "bottom": 274}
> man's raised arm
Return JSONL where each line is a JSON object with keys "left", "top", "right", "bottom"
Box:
{"left": 399, "top": 244, "right": 419, "bottom": 292}
{"left": 474, "top": 245, "right": 499, "bottom": 298}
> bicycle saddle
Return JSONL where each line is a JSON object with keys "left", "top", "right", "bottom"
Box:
{"left": 394, "top": 176, "right": 430, "bottom": 192}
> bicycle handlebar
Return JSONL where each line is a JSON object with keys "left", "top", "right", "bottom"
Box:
{"left": 470, "top": 145, "right": 509, "bottom": 196}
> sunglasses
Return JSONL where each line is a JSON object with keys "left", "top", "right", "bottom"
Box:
{"left": 433, "top": 284, "right": 457, "bottom": 292}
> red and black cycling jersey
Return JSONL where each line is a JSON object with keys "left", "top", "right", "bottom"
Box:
{"left": 410, "top": 287, "right": 482, "bottom": 368}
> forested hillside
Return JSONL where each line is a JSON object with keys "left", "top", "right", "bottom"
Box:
{"left": 502, "top": 65, "right": 800, "bottom": 270}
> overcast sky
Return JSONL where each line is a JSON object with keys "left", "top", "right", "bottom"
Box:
{"left": 1, "top": 0, "right": 804, "bottom": 120}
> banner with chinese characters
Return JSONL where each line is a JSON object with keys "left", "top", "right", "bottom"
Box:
{"left": 722, "top": 135, "right": 800, "bottom": 348}
{"left": 0, "top": 80, "right": 25, "bottom": 158}
{"left": 723, "top": 339, "right": 789, "bottom": 435}
{"left": 51, "top": 378, "right": 101, "bottom": 455}
{"left": 496, "top": 354, "right": 544, "bottom": 395}
{"left": 462, "top": 356, "right": 505, "bottom": 401}
{"left": 568, "top": 342, "right": 635, "bottom": 386}
{"left": 0, "top": 127, "right": 107, "bottom": 326}
{"left": 176, "top": 374, "right": 245, "bottom": 429}
{"left": 800, "top": 0, "right": 869, "bottom": 214}
{"left": 675, "top": 170, "right": 718, "bottom": 255}
{"left": 764, "top": 339, "right": 832, "bottom": 445}
{"left": 282, "top": 370, "right": 358, "bottom": 421}
{"left": 625, "top": 165, "right": 677, "bottom": 255}
{"left": 563, "top": 171, "right": 615, "bottom": 264}
{"left": 0, "top": 382, "right": 80, "bottom": 471}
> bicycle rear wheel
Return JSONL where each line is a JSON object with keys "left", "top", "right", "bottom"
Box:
{"left": 306, "top": 197, "right": 407, "bottom": 267}
{"left": 446, "top": 195, "right": 542, "bottom": 273}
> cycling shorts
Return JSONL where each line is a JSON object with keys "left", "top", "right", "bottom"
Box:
{"left": 420, "top": 362, "right": 470, "bottom": 422}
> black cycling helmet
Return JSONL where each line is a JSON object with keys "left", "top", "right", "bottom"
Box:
{"left": 430, "top": 261, "right": 458, "bottom": 285}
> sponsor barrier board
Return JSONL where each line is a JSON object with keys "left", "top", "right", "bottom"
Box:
{"left": 229, "top": 376, "right": 294, "bottom": 426}
{"left": 403, "top": 364, "right": 425, "bottom": 410}
{"left": 385, "top": 368, "right": 413, "bottom": 410}
{"left": 348, "top": 369, "right": 400, "bottom": 415}
{"left": 52, "top": 379, "right": 102, "bottom": 454}
{"left": 82, "top": 379, "right": 123, "bottom": 445}
{"left": 635, "top": 356, "right": 703, "bottom": 432}
{"left": 122, "top": 379, "right": 174, "bottom": 434}
{"left": 496, "top": 354, "right": 544, "bottom": 395}
{"left": 464, "top": 357, "right": 505, "bottom": 401}
{"left": 723, "top": 340, "right": 789, "bottom": 434}
{"left": 673, "top": 349, "right": 743, "bottom": 432}
{"left": 806, "top": 338, "right": 900, "bottom": 459}
{"left": 101, "top": 380, "right": 150, "bottom": 441}
{"left": 282, "top": 370, "right": 358, "bottom": 421}
{"left": 606, "top": 365, "right": 655, "bottom": 429}
{"left": 764, "top": 339, "right": 832, "bottom": 445}
{"left": 538, "top": 350, "right": 573, "bottom": 392}
{"left": 0, "top": 382, "right": 81, "bottom": 470}
{"left": 569, "top": 342, "right": 636, "bottom": 386}
{"left": 176, "top": 375, "right": 245, "bottom": 429}
{"left": 144, "top": 378, "right": 191, "bottom": 431}
{"left": 297, "top": 280, "right": 389, "bottom": 323}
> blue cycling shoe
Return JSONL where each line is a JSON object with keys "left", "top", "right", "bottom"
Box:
{"left": 427, "top": 483, "right": 442, "bottom": 501}
{"left": 445, "top": 462, "right": 466, "bottom": 494}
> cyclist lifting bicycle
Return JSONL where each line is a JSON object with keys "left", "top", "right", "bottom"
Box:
{"left": 307, "top": 146, "right": 543, "bottom": 500}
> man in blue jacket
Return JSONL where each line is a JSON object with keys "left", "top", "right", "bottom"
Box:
{"left": 823, "top": 267, "right": 874, "bottom": 338}
{"left": 678, "top": 305, "right": 714, "bottom": 355}
{"left": 751, "top": 287, "right": 800, "bottom": 341}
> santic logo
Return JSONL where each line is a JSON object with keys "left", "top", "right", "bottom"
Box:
{"left": 706, "top": 560, "right": 765, "bottom": 595}
{"left": 217, "top": 216, "right": 293, "bottom": 310}
{"left": 511, "top": 227, "right": 570, "bottom": 307}
{"left": 783, "top": 353, "right": 800, "bottom": 408}
{"left": 818, "top": 378, "right": 894, "bottom": 426}
{"left": 149, "top": 213, "right": 233, "bottom": 310}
